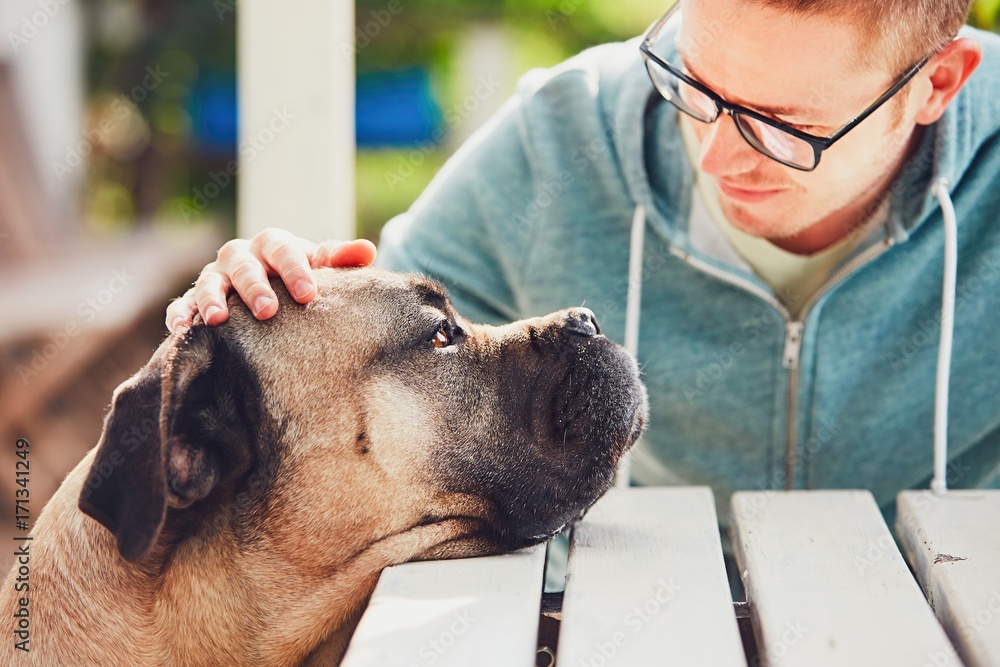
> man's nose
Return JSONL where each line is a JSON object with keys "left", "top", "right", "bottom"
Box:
{"left": 561, "top": 307, "right": 601, "bottom": 338}
{"left": 698, "top": 112, "right": 764, "bottom": 178}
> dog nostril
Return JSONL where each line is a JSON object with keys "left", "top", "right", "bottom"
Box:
{"left": 563, "top": 308, "right": 601, "bottom": 337}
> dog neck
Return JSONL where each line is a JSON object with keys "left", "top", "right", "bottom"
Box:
{"left": 1, "top": 449, "right": 471, "bottom": 666}
{"left": 0, "top": 450, "right": 352, "bottom": 666}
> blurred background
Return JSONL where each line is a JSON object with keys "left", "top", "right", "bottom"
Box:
{"left": 1, "top": 0, "right": 999, "bottom": 575}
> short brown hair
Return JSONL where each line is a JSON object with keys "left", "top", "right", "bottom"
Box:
{"left": 747, "top": 0, "right": 973, "bottom": 77}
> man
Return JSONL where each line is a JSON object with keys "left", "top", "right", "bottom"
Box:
{"left": 166, "top": 0, "right": 998, "bottom": 595}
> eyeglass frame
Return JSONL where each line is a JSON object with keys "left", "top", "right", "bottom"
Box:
{"left": 639, "top": 2, "right": 937, "bottom": 171}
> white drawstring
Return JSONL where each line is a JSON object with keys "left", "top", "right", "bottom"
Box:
{"left": 614, "top": 184, "right": 957, "bottom": 493}
{"left": 616, "top": 204, "right": 647, "bottom": 489}
{"left": 931, "top": 178, "right": 957, "bottom": 494}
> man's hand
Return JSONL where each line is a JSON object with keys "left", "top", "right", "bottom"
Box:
{"left": 166, "top": 228, "right": 377, "bottom": 333}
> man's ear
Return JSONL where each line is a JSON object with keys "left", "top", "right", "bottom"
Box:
{"left": 78, "top": 326, "right": 261, "bottom": 562}
{"left": 914, "top": 37, "right": 982, "bottom": 126}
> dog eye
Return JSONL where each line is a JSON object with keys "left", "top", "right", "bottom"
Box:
{"left": 431, "top": 325, "right": 452, "bottom": 348}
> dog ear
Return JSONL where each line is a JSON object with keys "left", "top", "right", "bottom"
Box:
{"left": 78, "top": 326, "right": 260, "bottom": 562}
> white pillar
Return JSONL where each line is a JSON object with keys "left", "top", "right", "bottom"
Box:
{"left": 0, "top": 0, "right": 85, "bottom": 239}
{"left": 237, "top": 0, "right": 355, "bottom": 242}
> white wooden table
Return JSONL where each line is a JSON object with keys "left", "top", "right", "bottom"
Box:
{"left": 340, "top": 487, "right": 999, "bottom": 666}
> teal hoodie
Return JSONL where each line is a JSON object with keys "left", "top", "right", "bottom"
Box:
{"left": 375, "top": 23, "right": 1000, "bottom": 567}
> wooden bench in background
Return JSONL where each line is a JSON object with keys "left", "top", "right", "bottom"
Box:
{"left": 0, "top": 224, "right": 222, "bottom": 576}
{"left": 341, "top": 487, "right": 1000, "bottom": 666}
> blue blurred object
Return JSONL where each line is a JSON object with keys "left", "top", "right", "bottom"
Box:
{"left": 190, "top": 72, "right": 238, "bottom": 156}
{"left": 356, "top": 68, "right": 444, "bottom": 147}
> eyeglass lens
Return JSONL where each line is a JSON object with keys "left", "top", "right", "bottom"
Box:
{"left": 645, "top": 59, "right": 818, "bottom": 169}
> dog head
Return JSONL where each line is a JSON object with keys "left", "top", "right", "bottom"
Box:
{"left": 78, "top": 267, "right": 646, "bottom": 568}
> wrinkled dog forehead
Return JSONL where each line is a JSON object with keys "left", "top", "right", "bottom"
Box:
{"left": 311, "top": 267, "right": 454, "bottom": 322}
{"left": 229, "top": 268, "right": 454, "bottom": 362}
{"left": 219, "top": 268, "right": 457, "bottom": 391}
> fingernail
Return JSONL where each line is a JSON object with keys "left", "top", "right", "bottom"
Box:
{"left": 168, "top": 317, "right": 182, "bottom": 331}
{"left": 204, "top": 305, "right": 222, "bottom": 323}
{"left": 293, "top": 278, "right": 313, "bottom": 299}
{"left": 253, "top": 296, "right": 274, "bottom": 316}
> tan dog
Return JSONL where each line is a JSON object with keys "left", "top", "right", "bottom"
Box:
{"left": 0, "top": 267, "right": 646, "bottom": 666}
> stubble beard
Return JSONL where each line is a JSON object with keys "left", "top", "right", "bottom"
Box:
{"left": 722, "top": 121, "right": 921, "bottom": 246}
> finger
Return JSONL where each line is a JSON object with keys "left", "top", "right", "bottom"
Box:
{"left": 217, "top": 237, "right": 281, "bottom": 319}
{"left": 192, "top": 270, "right": 232, "bottom": 326}
{"left": 254, "top": 234, "right": 317, "bottom": 303}
{"left": 228, "top": 258, "right": 279, "bottom": 320}
{"left": 165, "top": 290, "right": 198, "bottom": 333}
{"left": 313, "top": 239, "right": 377, "bottom": 268}
{"left": 217, "top": 238, "right": 253, "bottom": 267}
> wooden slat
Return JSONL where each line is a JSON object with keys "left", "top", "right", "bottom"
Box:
{"left": 0, "top": 224, "right": 221, "bottom": 438}
{"left": 0, "top": 224, "right": 219, "bottom": 341}
{"left": 731, "top": 490, "right": 960, "bottom": 666}
{"left": 558, "top": 487, "right": 747, "bottom": 666}
{"left": 896, "top": 490, "right": 1000, "bottom": 667}
{"left": 340, "top": 544, "right": 545, "bottom": 666}
{"left": 0, "top": 329, "right": 118, "bottom": 438}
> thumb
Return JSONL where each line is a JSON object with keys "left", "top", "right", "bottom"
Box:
{"left": 313, "top": 239, "right": 377, "bottom": 268}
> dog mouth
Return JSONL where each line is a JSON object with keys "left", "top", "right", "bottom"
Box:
{"left": 470, "top": 384, "right": 645, "bottom": 545}
{"left": 407, "top": 513, "right": 545, "bottom": 559}
{"left": 425, "top": 328, "right": 647, "bottom": 551}
{"left": 507, "top": 344, "right": 646, "bottom": 541}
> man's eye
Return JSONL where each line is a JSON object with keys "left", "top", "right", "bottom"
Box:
{"left": 432, "top": 326, "right": 452, "bottom": 348}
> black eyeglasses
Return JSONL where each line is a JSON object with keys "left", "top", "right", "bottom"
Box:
{"left": 639, "top": 3, "right": 935, "bottom": 171}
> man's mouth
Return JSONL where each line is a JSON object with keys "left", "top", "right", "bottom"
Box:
{"left": 718, "top": 180, "right": 788, "bottom": 203}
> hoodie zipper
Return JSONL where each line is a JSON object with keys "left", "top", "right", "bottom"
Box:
{"left": 670, "top": 236, "right": 894, "bottom": 489}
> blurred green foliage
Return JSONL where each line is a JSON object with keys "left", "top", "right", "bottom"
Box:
{"left": 352, "top": 0, "right": 664, "bottom": 241}
{"left": 81, "top": 0, "right": 237, "bottom": 234}
{"left": 972, "top": 0, "right": 1000, "bottom": 29}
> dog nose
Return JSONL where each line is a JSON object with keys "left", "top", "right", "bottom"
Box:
{"left": 562, "top": 308, "right": 601, "bottom": 337}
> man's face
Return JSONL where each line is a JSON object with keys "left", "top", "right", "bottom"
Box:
{"left": 678, "top": 0, "right": 927, "bottom": 243}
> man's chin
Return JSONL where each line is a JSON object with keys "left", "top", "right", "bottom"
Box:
{"left": 720, "top": 200, "right": 789, "bottom": 239}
